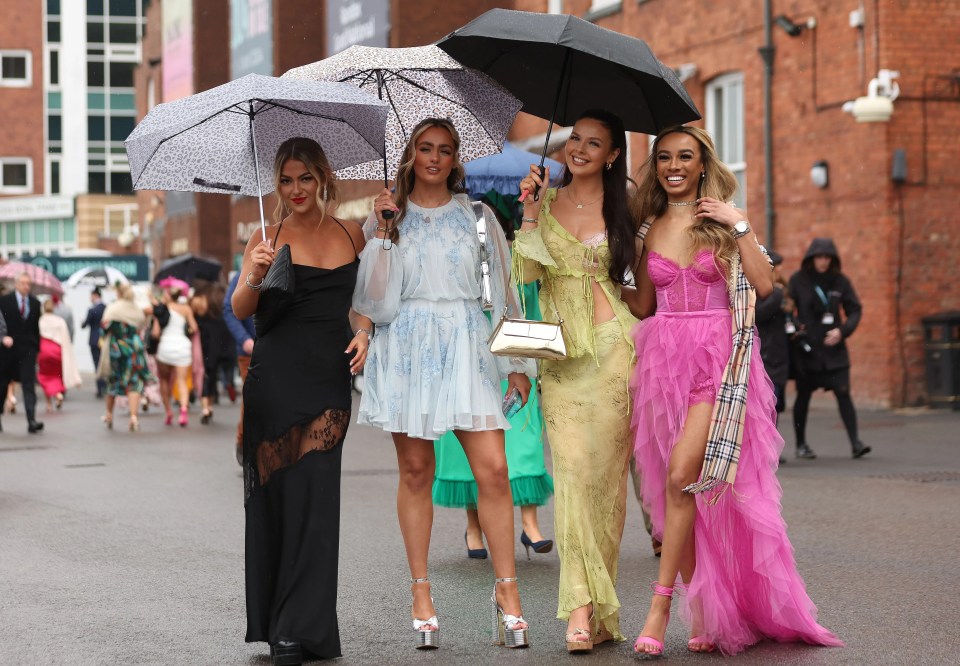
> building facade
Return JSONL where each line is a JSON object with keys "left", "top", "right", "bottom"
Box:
{"left": 0, "top": 0, "right": 147, "bottom": 260}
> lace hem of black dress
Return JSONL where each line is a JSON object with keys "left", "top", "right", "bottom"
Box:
{"left": 243, "top": 407, "right": 350, "bottom": 502}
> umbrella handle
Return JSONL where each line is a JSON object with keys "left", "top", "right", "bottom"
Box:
{"left": 518, "top": 165, "right": 546, "bottom": 203}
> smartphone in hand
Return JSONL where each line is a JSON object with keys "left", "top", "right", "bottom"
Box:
{"left": 502, "top": 387, "right": 522, "bottom": 419}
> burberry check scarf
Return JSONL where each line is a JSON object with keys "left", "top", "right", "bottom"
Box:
{"left": 683, "top": 250, "right": 760, "bottom": 500}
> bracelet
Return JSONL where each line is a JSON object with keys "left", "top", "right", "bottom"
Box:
{"left": 521, "top": 217, "right": 538, "bottom": 223}
{"left": 244, "top": 272, "right": 264, "bottom": 290}
{"left": 354, "top": 327, "right": 373, "bottom": 339}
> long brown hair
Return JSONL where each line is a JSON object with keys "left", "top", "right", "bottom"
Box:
{"left": 388, "top": 118, "right": 467, "bottom": 243}
{"left": 633, "top": 126, "right": 740, "bottom": 270}
{"left": 272, "top": 137, "right": 338, "bottom": 225}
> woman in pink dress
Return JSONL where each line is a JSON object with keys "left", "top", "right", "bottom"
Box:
{"left": 38, "top": 299, "right": 82, "bottom": 411}
{"left": 628, "top": 126, "right": 842, "bottom": 656}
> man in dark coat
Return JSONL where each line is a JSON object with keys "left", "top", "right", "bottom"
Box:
{"left": 0, "top": 272, "right": 45, "bottom": 433}
{"left": 788, "top": 238, "right": 869, "bottom": 459}
{"left": 756, "top": 250, "right": 791, "bottom": 465}
{"left": 82, "top": 287, "right": 107, "bottom": 397}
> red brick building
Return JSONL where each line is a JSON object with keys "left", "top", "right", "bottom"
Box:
{"left": 506, "top": 0, "right": 959, "bottom": 408}
{"left": 0, "top": 0, "right": 45, "bottom": 198}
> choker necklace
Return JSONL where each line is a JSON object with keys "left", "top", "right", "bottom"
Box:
{"left": 567, "top": 187, "right": 603, "bottom": 209}
{"left": 668, "top": 200, "right": 698, "bottom": 207}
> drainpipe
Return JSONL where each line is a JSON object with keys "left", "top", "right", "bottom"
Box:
{"left": 758, "top": 0, "right": 776, "bottom": 249}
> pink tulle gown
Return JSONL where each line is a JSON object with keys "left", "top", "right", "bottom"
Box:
{"left": 631, "top": 249, "right": 842, "bottom": 655}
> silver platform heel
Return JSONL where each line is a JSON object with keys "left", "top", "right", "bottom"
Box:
{"left": 491, "top": 576, "right": 529, "bottom": 648}
{"left": 411, "top": 577, "right": 439, "bottom": 649}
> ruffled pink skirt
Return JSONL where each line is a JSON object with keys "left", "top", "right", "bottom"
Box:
{"left": 631, "top": 310, "right": 842, "bottom": 655}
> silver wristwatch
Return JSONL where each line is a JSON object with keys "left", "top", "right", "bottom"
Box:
{"left": 732, "top": 220, "right": 751, "bottom": 239}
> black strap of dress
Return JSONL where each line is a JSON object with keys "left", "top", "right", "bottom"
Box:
{"left": 272, "top": 217, "right": 358, "bottom": 260}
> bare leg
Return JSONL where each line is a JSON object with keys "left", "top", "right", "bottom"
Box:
{"left": 465, "top": 508, "right": 485, "bottom": 550}
{"left": 520, "top": 505, "right": 545, "bottom": 542}
{"left": 156, "top": 362, "right": 173, "bottom": 419}
{"left": 174, "top": 365, "right": 190, "bottom": 412}
{"left": 104, "top": 394, "right": 115, "bottom": 426}
{"left": 635, "top": 401, "right": 712, "bottom": 654}
{"left": 128, "top": 392, "right": 141, "bottom": 430}
{"left": 393, "top": 433, "right": 437, "bottom": 628}
{"left": 456, "top": 429, "right": 525, "bottom": 624}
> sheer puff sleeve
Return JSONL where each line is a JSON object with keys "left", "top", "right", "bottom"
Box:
{"left": 352, "top": 210, "right": 403, "bottom": 325}
{"left": 467, "top": 197, "right": 537, "bottom": 380}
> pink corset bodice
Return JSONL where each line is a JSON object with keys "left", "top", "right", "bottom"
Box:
{"left": 648, "top": 249, "right": 729, "bottom": 313}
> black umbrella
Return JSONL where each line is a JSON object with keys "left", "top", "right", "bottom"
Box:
{"left": 438, "top": 9, "right": 701, "bottom": 196}
{"left": 153, "top": 253, "right": 222, "bottom": 285}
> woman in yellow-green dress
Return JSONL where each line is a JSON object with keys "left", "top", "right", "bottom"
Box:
{"left": 513, "top": 109, "right": 639, "bottom": 652}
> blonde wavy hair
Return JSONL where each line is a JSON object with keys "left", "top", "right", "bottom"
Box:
{"left": 388, "top": 118, "right": 466, "bottom": 243}
{"left": 633, "top": 126, "right": 740, "bottom": 271}
{"left": 272, "top": 137, "right": 338, "bottom": 226}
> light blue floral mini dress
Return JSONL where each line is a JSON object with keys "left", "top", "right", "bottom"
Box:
{"left": 353, "top": 194, "right": 535, "bottom": 440}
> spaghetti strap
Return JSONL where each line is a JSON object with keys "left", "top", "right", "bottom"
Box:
{"left": 330, "top": 217, "right": 358, "bottom": 257}
{"left": 272, "top": 221, "right": 283, "bottom": 246}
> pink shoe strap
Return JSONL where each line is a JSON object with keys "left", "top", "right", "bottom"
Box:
{"left": 651, "top": 582, "right": 674, "bottom": 598}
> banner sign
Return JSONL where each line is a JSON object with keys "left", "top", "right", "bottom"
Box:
{"left": 327, "top": 0, "right": 389, "bottom": 56}
{"left": 22, "top": 255, "right": 151, "bottom": 282}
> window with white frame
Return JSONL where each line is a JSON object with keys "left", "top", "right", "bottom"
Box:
{"left": 0, "top": 51, "right": 32, "bottom": 87}
{"left": 705, "top": 72, "right": 746, "bottom": 208}
{"left": 0, "top": 158, "right": 33, "bottom": 194}
{"left": 590, "top": 0, "right": 622, "bottom": 14}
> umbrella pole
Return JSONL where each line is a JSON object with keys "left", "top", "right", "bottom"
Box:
{"left": 377, "top": 71, "right": 395, "bottom": 221}
{"left": 249, "top": 102, "right": 268, "bottom": 242}
{"left": 528, "top": 50, "right": 571, "bottom": 202}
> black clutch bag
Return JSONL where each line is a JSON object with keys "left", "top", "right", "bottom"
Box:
{"left": 254, "top": 243, "right": 295, "bottom": 337}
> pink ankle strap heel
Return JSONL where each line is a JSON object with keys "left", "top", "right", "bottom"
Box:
{"left": 633, "top": 583, "right": 674, "bottom": 658}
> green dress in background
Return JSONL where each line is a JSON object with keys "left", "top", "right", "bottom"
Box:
{"left": 432, "top": 282, "right": 554, "bottom": 508}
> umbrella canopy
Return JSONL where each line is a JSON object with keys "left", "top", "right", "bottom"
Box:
{"left": 153, "top": 254, "right": 222, "bottom": 285}
{"left": 125, "top": 73, "right": 391, "bottom": 238}
{"left": 438, "top": 9, "right": 701, "bottom": 154}
{"left": 0, "top": 262, "right": 64, "bottom": 297}
{"left": 464, "top": 141, "right": 564, "bottom": 197}
{"left": 283, "top": 45, "right": 522, "bottom": 183}
{"left": 65, "top": 266, "right": 130, "bottom": 288}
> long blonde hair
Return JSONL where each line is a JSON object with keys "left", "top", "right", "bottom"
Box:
{"left": 388, "top": 118, "right": 466, "bottom": 243}
{"left": 633, "top": 126, "right": 740, "bottom": 270}
{"left": 272, "top": 137, "right": 338, "bottom": 225}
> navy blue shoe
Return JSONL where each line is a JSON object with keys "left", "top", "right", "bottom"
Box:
{"left": 520, "top": 531, "right": 554, "bottom": 560}
{"left": 465, "top": 531, "right": 488, "bottom": 559}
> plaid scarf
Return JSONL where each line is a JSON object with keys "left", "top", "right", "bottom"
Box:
{"left": 683, "top": 251, "right": 758, "bottom": 500}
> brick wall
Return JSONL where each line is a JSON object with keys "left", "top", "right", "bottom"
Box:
{"left": 508, "top": 0, "right": 960, "bottom": 407}
{"left": 0, "top": 0, "right": 45, "bottom": 197}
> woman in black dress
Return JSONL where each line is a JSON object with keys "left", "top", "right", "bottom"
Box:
{"left": 232, "top": 137, "right": 372, "bottom": 665}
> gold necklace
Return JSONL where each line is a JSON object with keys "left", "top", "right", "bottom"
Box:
{"left": 566, "top": 186, "right": 603, "bottom": 209}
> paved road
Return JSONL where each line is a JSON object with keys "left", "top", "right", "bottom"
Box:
{"left": 1, "top": 388, "right": 958, "bottom": 665}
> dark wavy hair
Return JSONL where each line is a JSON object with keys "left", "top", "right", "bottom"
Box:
{"left": 558, "top": 109, "right": 635, "bottom": 285}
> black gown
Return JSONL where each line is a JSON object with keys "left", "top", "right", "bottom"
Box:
{"left": 243, "top": 226, "right": 358, "bottom": 659}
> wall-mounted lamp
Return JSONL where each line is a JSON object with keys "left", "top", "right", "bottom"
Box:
{"left": 673, "top": 63, "right": 698, "bottom": 83}
{"left": 843, "top": 69, "right": 900, "bottom": 122}
{"left": 774, "top": 15, "right": 817, "bottom": 37}
{"left": 810, "top": 160, "right": 829, "bottom": 188}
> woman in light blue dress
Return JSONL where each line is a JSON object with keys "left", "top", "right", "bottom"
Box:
{"left": 353, "top": 118, "right": 536, "bottom": 651}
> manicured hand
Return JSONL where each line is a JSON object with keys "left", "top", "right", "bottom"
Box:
{"left": 346, "top": 331, "right": 369, "bottom": 374}
{"left": 507, "top": 372, "right": 532, "bottom": 406}
{"left": 250, "top": 238, "right": 275, "bottom": 280}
